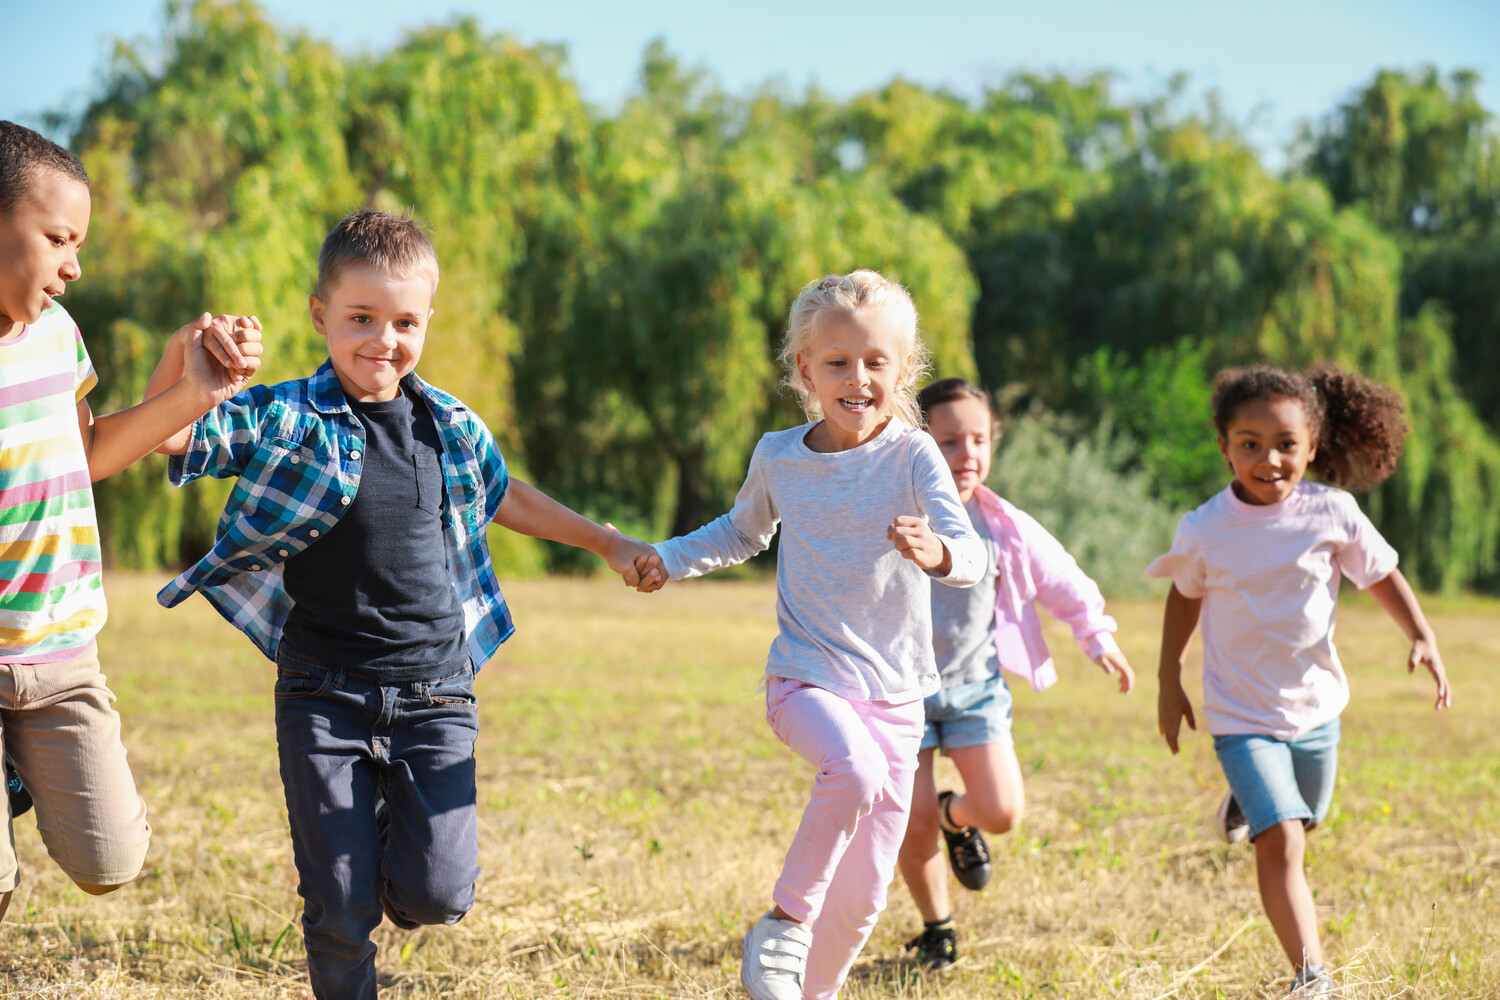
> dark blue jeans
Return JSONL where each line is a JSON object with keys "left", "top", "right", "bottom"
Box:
{"left": 274, "top": 648, "right": 481, "bottom": 1000}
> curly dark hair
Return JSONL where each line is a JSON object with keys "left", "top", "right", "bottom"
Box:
{"left": 0, "top": 120, "right": 89, "bottom": 214}
{"left": 916, "top": 377, "right": 993, "bottom": 427}
{"left": 1210, "top": 363, "right": 1407, "bottom": 492}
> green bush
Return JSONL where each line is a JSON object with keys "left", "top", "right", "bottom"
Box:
{"left": 989, "top": 410, "right": 1179, "bottom": 599}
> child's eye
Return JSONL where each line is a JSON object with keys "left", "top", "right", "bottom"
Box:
{"left": 351, "top": 314, "right": 371, "bottom": 324}
{"left": 49, "top": 236, "right": 66, "bottom": 247}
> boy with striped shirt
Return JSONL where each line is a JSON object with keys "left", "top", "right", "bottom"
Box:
{"left": 0, "top": 120, "right": 262, "bottom": 920}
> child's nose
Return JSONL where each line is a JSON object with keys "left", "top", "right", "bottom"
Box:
{"left": 61, "top": 250, "right": 82, "bottom": 282}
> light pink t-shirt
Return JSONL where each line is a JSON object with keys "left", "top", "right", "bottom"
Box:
{"left": 1147, "top": 480, "right": 1398, "bottom": 739}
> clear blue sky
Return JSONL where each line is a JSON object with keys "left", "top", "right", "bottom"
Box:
{"left": 3, "top": 0, "right": 1496, "bottom": 168}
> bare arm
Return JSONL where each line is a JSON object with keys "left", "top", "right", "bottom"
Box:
{"left": 145, "top": 314, "right": 261, "bottom": 454}
{"left": 1366, "top": 569, "right": 1452, "bottom": 709}
{"left": 492, "top": 479, "right": 657, "bottom": 584}
{"left": 1156, "top": 585, "right": 1203, "bottom": 754}
{"left": 85, "top": 314, "right": 263, "bottom": 478}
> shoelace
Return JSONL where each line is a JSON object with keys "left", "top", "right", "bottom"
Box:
{"left": 949, "top": 827, "right": 991, "bottom": 871}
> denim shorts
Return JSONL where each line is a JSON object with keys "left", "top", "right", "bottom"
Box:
{"left": 919, "top": 672, "right": 1014, "bottom": 752}
{"left": 1213, "top": 717, "right": 1340, "bottom": 841}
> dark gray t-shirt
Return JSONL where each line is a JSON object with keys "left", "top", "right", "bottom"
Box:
{"left": 281, "top": 385, "right": 467, "bottom": 681}
{"left": 930, "top": 496, "right": 1001, "bottom": 688}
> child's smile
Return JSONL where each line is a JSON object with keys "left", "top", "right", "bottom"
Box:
{"left": 310, "top": 263, "right": 435, "bottom": 402}
{"left": 927, "top": 396, "right": 993, "bottom": 504}
{"left": 797, "top": 313, "right": 908, "bottom": 452}
{"left": 1220, "top": 397, "right": 1317, "bottom": 506}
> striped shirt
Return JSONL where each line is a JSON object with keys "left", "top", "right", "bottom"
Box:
{"left": 0, "top": 304, "right": 106, "bottom": 662}
{"left": 157, "top": 361, "right": 515, "bottom": 668}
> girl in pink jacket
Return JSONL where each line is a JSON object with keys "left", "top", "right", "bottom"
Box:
{"left": 898, "top": 378, "right": 1135, "bottom": 967}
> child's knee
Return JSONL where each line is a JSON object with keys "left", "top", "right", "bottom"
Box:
{"left": 1253, "top": 819, "right": 1306, "bottom": 864}
{"left": 828, "top": 751, "right": 887, "bottom": 810}
{"left": 970, "top": 799, "right": 1022, "bottom": 835}
{"left": 73, "top": 879, "right": 130, "bottom": 896}
{"left": 386, "top": 876, "right": 475, "bottom": 928}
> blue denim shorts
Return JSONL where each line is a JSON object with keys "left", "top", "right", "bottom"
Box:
{"left": 919, "top": 672, "right": 1014, "bottom": 752}
{"left": 1213, "top": 717, "right": 1340, "bottom": 841}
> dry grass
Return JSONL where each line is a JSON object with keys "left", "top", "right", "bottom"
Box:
{"left": 1, "top": 574, "right": 1495, "bottom": 998}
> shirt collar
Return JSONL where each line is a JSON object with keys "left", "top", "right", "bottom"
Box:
{"left": 305, "top": 361, "right": 459, "bottom": 422}
{"left": 306, "top": 361, "right": 352, "bottom": 415}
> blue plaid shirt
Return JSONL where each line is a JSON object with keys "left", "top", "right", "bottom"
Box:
{"left": 158, "top": 361, "right": 515, "bottom": 666}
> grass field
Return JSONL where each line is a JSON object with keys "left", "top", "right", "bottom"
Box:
{"left": 1, "top": 574, "right": 1495, "bottom": 999}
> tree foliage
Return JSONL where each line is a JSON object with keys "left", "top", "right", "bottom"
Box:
{"left": 55, "top": 1, "right": 1500, "bottom": 591}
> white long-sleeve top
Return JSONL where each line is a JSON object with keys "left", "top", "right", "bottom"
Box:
{"left": 655, "top": 418, "right": 985, "bottom": 704}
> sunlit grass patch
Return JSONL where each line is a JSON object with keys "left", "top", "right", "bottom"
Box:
{"left": 1, "top": 574, "right": 1493, "bottom": 998}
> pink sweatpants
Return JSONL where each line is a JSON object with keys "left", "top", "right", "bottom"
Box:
{"left": 765, "top": 676, "right": 924, "bottom": 1000}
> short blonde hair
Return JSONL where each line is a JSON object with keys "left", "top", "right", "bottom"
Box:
{"left": 317, "top": 208, "right": 440, "bottom": 300}
{"left": 779, "top": 270, "right": 930, "bottom": 428}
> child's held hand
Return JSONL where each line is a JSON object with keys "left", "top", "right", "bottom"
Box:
{"left": 887, "top": 515, "right": 950, "bottom": 573}
{"left": 1157, "top": 678, "right": 1196, "bottom": 754}
{"left": 603, "top": 523, "right": 667, "bottom": 593}
{"left": 1093, "top": 651, "right": 1135, "bottom": 693}
{"left": 182, "top": 313, "right": 263, "bottom": 406}
{"left": 1409, "top": 635, "right": 1452, "bottom": 709}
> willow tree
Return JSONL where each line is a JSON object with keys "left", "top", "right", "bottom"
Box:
{"left": 511, "top": 49, "right": 978, "bottom": 541}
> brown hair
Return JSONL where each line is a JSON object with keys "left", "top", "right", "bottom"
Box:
{"left": 1211, "top": 363, "right": 1407, "bottom": 491}
{"left": 0, "top": 120, "right": 89, "bottom": 214}
{"left": 316, "top": 208, "right": 439, "bottom": 300}
{"left": 916, "top": 377, "right": 993, "bottom": 427}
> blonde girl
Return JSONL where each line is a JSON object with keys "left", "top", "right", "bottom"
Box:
{"left": 898, "top": 378, "right": 1134, "bottom": 967}
{"left": 631, "top": 271, "right": 985, "bottom": 1000}
{"left": 1150, "top": 364, "right": 1451, "bottom": 998}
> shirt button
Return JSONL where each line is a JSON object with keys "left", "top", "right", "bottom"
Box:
{"left": 309, "top": 529, "right": 320, "bottom": 538}
{"left": 340, "top": 495, "right": 351, "bottom": 506}
{"left": 350, "top": 450, "right": 362, "bottom": 461}
{"left": 278, "top": 548, "right": 290, "bottom": 557}
{"left": 290, "top": 454, "right": 301, "bottom": 464}
{"left": 249, "top": 563, "right": 261, "bottom": 571}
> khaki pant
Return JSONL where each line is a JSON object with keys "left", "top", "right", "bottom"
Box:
{"left": 0, "top": 645, "right": 150, "bottom": 892}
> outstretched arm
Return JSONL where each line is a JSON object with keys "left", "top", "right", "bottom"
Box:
{"left": 493, "top": 480, "right": 658, "bottom": 585}
{"left": 1156, "top": 585, "right": 1202, "bottom": 754}
{"left": 1366, "top": 569, "right": 1452, "bottom": 709}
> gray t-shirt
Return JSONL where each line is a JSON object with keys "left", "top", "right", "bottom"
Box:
{"left": 655, "top": 419, "right": 985, "bottom": 704}
{"left": 931, "top": 496, "right": 1001, "bottom": 688}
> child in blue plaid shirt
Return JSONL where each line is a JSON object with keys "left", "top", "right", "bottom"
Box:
{"left": 147, "top": 209, "right": 656, "bottom": 1000}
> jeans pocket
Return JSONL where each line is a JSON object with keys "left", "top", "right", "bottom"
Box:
{"left": 274, "top": 662, "right": 334, "bottom": 699}
{"left": 424, "top": 664, "right": 476, "bottom": 708}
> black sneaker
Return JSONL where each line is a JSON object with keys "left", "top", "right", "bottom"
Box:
{"left": 937, "top": 790, "right": 992, "bottom": 890}
{"left": 905, "top": 920, "right": 957, "bottom": 969}
{"left": 5, "top": 761, "right": 31, "bottom": 819}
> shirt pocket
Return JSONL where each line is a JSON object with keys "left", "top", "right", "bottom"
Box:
{"left": 415, "top": 451, "right": 443, "bottom": 515}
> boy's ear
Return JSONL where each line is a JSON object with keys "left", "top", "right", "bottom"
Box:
{"left": 308, "top": 294, "right": 326, "bottom": 335}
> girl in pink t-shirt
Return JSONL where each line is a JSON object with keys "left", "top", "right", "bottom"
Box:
{"left": 1149, "top": 363, "right": 1452, "bottom": 998}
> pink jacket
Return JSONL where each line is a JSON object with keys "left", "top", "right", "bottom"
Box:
{"left": 972, "top": 485, "right": 1120, "bottom": 692}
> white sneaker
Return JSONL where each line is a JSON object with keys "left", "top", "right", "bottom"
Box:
{"left": 1216, "top": 791, "right": 1249, "bottom": 844}
{"left": 740, "top": 911, "right": 813, "bottom": 1000}
{"left": 1286, "top": 964, "right": 1339, "bottom": 997}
